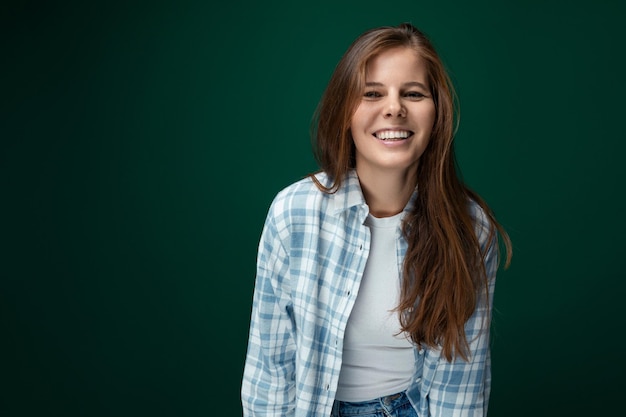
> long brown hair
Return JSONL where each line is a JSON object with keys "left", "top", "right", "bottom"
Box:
{"left": 310, "top": 23, "right": 512, "bottom": 361}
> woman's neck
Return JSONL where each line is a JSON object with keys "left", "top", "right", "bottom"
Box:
{"left": 356, "top": 167, "right": 417, "bottom": 218}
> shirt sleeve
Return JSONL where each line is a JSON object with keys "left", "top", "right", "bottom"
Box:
{"left": 241, "top": 202, "right": 297, "bottom": 417}
{"left": 426, "top": 214, "right": 500, "bottom": 417}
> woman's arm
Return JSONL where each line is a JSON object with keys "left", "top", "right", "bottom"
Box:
{"left": 241, "top": 205, "right": 297, "bottom": 417}
{"left": 426, "top": 210, "right": 500, "bottom": 417}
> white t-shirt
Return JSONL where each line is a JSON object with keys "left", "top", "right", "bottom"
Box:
{"left": 335, "top": 212, "right": 414, "bottom": 402}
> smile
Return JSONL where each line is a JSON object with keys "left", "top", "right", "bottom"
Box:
{"left": 373, "top": 130, "right": 414, "bottom": 141}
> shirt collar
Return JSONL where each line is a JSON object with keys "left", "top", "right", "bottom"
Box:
{"left": 321, "top": 169, "right": 418, "bottom": 219}
{"left": 318, "top": 170, "right": 367, "bottom": 216}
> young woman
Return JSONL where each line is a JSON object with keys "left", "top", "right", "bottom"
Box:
{"left": 241, "top": 22, "right": 512, "bottom": 417}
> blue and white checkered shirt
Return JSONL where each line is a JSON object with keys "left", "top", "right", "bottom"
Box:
{"left": 242, "top": 170, "right": 499, "bottom": 417}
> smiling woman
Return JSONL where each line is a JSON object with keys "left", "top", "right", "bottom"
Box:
{"left": 350, "top": 47, "right": 436, "bottom": 217}
{"left": 241, "top": 22, "right": 512, "bottom": 417}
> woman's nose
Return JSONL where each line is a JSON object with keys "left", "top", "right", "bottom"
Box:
{"left": 383, "top": 95, "right": 406, "bottom": 118}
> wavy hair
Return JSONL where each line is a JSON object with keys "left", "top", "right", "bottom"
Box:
{"left": 310, "top": 23, "right": 512, "bottom": 361}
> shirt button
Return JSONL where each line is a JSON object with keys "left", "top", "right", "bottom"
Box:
{"left": 326, "top": 384, "right": 330, "bottom": 391}
{"left": 415, "top": 377, "right": 422, "bottom": 383}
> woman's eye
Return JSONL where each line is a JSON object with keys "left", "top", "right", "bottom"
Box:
{"left": 363, "top": 91, "right": 381, "bottom": 98}
{"left": 405, "top": 91, "right": 426, "bottom": 99}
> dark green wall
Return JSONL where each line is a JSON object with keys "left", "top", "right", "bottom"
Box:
{"left": 3, "top": 0, "right": 624, "bottom": 415}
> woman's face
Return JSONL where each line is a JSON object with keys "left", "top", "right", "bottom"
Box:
{"left": 350, "top": 47, "right": 436, "bottom": 178}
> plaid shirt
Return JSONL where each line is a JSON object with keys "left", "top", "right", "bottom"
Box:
{"left": 242, "top": 170, "right": 499, "bottom": 417}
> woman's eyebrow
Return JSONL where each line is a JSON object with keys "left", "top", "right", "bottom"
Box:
{"left": 365, "top": 81, "right": 429, "bottom": 89}
{"left": 404, "top": 81, "right": 429, "bottom": 89}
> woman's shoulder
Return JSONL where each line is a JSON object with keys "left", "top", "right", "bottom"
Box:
{"left": 273, "top": 172, "right": 329, "bottom": 203}
{"left": 467, "top": 196, "right": 496, "bottom": 249}
{"left": 467, "top": 197, "right": 488, "bottom": 222}
{"left": 266, "top": 172, "right": 332, "bottom": 221}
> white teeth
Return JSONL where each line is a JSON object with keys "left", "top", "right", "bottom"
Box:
{"left": 376, "top": 130, "right": 410, "bottom": 140}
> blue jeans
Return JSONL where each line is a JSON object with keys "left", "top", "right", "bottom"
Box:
{"left": 330, "top": 392, "right": 417, "bottom": 417}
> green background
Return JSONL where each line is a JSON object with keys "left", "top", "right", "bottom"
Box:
{"left": 3, "top": 0, "right": 624, "bottom": 415}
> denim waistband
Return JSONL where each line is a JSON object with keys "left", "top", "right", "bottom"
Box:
{"left": 331, "top": 391, "right": 412, "bottom": 416}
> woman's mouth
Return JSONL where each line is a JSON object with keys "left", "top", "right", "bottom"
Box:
{"left": 373, "top": 130, "right": 414, "bottom": 141}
